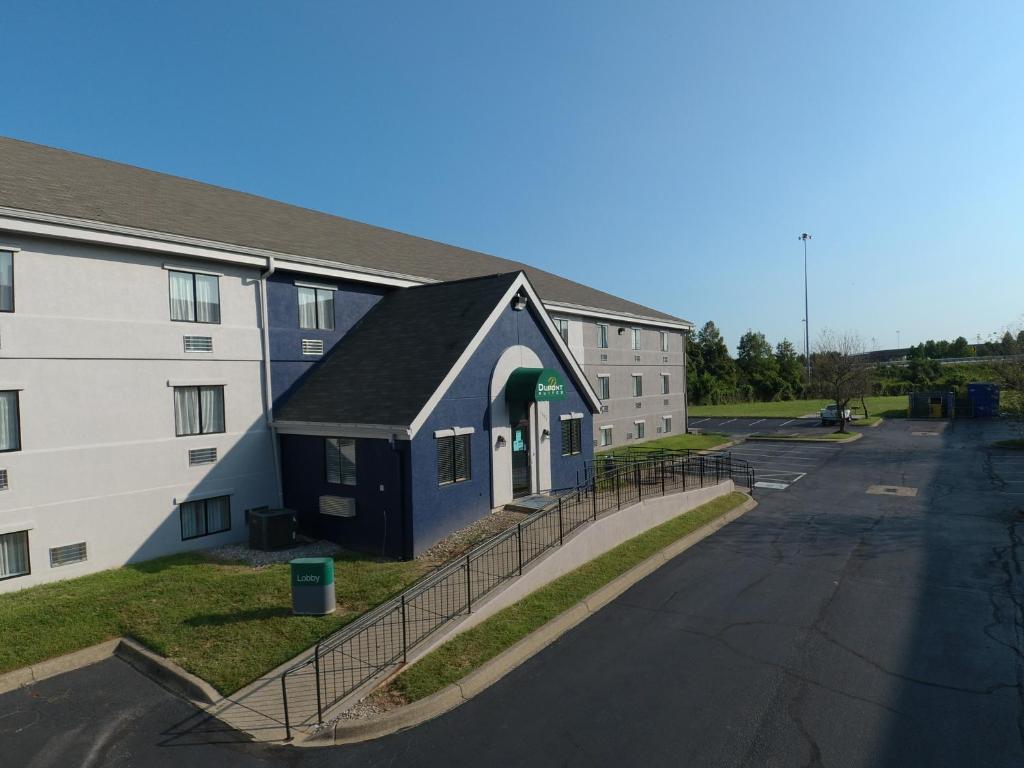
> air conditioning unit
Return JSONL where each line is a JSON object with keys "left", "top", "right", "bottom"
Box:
{"left": 249, "top": 508, "right": 297, "bottom": 551}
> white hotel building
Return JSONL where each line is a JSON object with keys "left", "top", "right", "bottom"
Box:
{"left": 0, "top": 136, "right": 691, "bottom": 591}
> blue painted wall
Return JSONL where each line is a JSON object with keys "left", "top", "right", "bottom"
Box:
{"left": 409, "top": 301, "right": 593, "bottom": 555}
{"left": 280, "top": 433, "right": 410, "bottom": 558}
{"left": 268, "top": 270, "right": 390, "bottom": 409}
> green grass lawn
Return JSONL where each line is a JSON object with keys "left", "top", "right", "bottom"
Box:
{"left": 0, "top": 551, "right": 427, "bottom": 694}
{"left": 993, "top": 439, "right": 1024, "bottom": 449}
{"left": 688, "top": 395, "right": 907, "bottom": 419}
{"left": 389, "top": 491, "right": 747, "bottom": 703}
{"left": 597, "top": 432, "right": 729, "bottom": 456}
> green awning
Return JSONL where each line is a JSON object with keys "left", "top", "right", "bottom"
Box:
{"left": 505, "top": 367, "right": 567, "bottom": 402}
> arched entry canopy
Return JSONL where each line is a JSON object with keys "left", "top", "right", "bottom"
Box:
{"left": 504, "top": 367, "right": 567, "bottom": 402}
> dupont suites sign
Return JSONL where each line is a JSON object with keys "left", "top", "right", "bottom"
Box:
{"left": 506, "top": 367, "right": 567, "bottom": 402}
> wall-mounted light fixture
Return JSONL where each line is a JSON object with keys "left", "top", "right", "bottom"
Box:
{"left": 617, "top": 327, "right": 625, "bottom": 335}
{"left": 541, "top": 428, "right": 550, "bottom": 440}
{"left": 511, "top": 294, "right": 528, "bottom": 311}
{"left": 495, "top": 435, "right": 507, "bottom": 448}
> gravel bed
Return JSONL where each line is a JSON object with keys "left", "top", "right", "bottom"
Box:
{"left": 417, "top": 508, "right": 528, "bottom": 567}
{"left": 205, "top": 537, "right": 342, "bottom": 568}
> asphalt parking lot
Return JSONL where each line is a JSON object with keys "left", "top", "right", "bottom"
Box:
{"left": 690, "top": 416, "right": 843, "bottom": 436}
{"left": 727, "top": 439, "right": 842, "bottom": 491}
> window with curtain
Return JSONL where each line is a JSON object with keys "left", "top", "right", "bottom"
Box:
{"left": 297, "top": 286, "right": 335, "bottom": 330}
{"left": 0, "top": 530, "right": 30, "bottom": 580}
{"left": 635, "top": 420, "right": 645, "bottom": 439}
{"left": 325, "top": 437, "right": 357, "bottom": 485}
{"left": 632, "top": 328, "right": 642, "bottom": 350}
{"left": 663, "top": 416, "right": 672, "bottom": 433}
{"left": 597, "top": 324, "right": 609, "bottom": 348}
{"left": 179, "top": 495, "right": 231, "bottom": 540}
{"left": 0, "top": 391, "right": 20, "bottom": 452}
{"left": 597, "top": 375, "right": 610, "bottom": 400}
{"left": 437, "top": 434, "right": 471, "bottom": 485}
{"left": 600, "top": 426, "right": 613, "bottom": 447}
{"left": 554, "top": 318, "right": 569, "bottom": 343}
{"left": 174, "top": 386, "right": 224, "bottom": 436}
{"left": 560, "top": 417, "right": 582, "bottom": 456}
{"left": 661, "top": 332, "right": 669, "bottom": 352}
{"left": 632, "top": 375, "right": 643, "bottom": 397}
{"left": 0, "top": 251, "right": 13, "bottom": 312}
{"left": 168, "top": 270, "right": 220, "bottom": 324}
{"left": 662, "top": 374, "right": 670, "bottom": 395}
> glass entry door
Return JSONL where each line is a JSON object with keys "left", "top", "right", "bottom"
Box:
{"left": 509, "top": 401, "right": 532, "bottom": 498}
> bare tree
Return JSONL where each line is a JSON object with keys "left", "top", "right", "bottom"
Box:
{"left": 813, "top": 330, "right": 872, "bottom": 433}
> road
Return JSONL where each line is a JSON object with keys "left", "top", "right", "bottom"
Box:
{"left": 690, "top": 415, "right": 841, "bottom": 436}
{"left": 3, "top": 419, "right": 1023, "bottom": 767}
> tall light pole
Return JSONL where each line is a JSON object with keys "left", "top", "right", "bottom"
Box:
{"left": 799, "top": 233, "right": 812, "bottom": 386}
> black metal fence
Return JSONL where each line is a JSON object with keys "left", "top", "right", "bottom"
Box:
{"left": 279, "top": 452, "right": 753, "bottom": 738}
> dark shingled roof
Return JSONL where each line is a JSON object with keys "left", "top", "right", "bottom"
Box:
{"left": 276, "top": 272, "right": 521, "bottom": 428}
{"left": 0, "top": 135, "right": 688, "bottom": 325}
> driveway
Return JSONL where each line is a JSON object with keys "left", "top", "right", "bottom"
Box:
{"left": 3, "top": 419, "right": 1022, "bottom": 767}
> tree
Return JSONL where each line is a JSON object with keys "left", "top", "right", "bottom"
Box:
{"left": 690, "top": 321, "right": 738, "bottom": 404}
{"left": 775, "top": 339, "right": 804, "bottom": 399}
{"left": 950, "top": 336, "right": 971, "bottom": 357}
{"left": 812, "top": 330, "right": 871, "bottom": 433}
{"left": 736, "top": 331, "right": 782, "bottom": 401}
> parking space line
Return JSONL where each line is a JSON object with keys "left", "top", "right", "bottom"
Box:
{"left": 690, "top": 418, "right": 709, "bottom": 425}
{"left": 779, "top": 419, "right": 796, "bottom": 426}
{"left": 749, "top": 419, "right": 765, "bottom": 426}
{"left": 722, "top": 419, "right": 737, "bottom": 425}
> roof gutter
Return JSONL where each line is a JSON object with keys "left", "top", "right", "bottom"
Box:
{"left": 259, "top": 256, "right": 284, "bottom": 507}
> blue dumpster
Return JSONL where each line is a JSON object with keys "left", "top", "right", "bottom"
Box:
{"left": 967, "top": 382, "right": 1000, "bottom": 417}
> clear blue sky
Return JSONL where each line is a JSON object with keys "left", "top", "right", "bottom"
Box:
{"left": 5, "top": 1, "right": 1022, "bottom": 352}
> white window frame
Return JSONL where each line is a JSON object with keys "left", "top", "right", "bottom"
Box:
{"left": 596, "top": 374, "right": 610, "bottom": 400}
{"left": 0, "top": 529, "right": 30, "bottom": 580}
{"left": 632, "top": 374, "right": 643, "bottom": 398}
{"left": 0, "top": 390, "right": 21, "bottom": 453}
{"left": 168, "top": 269, "right": 221, "bottom": 324}
{"left": 0, "top": 250, "right": 14, "bottom": 313}
{"left": 660, "top": 331, "right": 669, "bottom": 352}
{"left": 599, "top": 425, "right": 613, "bottom": 447}
{"left": 634, "top": 419, "right": 645, "bottom": 439}
{"left": 437, "top": 432, "right": 472, "bottom": 485}
{"left": 662, "top": 415, "right": 673, "bottom": 433}
{"left": 631, "top": 328, "right": 642, "bottom": 350}
{"left": 325, "top": 437, "right": 357, "bottom": 486}
{"left": 554, "top": 317, "right": 570, "bottom": 343}
{"left": 297, "top": 285, "right": 335, "bottom": 331}
{"left": 597, "top": 323, "right": 609, "bottom": 349}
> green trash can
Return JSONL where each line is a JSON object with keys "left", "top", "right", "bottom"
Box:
{"left": 289, "top": 557, "right": 336, "bottom": 615}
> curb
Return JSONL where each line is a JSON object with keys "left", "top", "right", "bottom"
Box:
{"left": 300, "top": 494, "right": 758, "bottom": 747}
{"left": 746, "top": 431, "right": 863, "bottom": 444}
{"left": 0, "top": 637, "right": 219, "bottom": 706}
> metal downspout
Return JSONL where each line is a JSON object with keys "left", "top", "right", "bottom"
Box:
{"left": 259, "top": 256, "right": 284, "bottom": 507}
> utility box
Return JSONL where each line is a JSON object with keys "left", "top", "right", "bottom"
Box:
{"left": 290, "top": 557, "right": 336, "bottom": 615}
{"left": 967, "top": 382, "right": 1000, "bottom": 417}
{"left": 249, "top": 508, "right": 297, "bottom": 551}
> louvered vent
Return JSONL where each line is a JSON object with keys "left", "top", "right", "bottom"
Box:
{"left": 0, "top": 469, "right": 7, "bottom": 490}
{"left": 663, "top": 356, "right": 669, "bottom": 363}
{"left": 183, "top": 335, "right": 213, "bottom": 353}
{"left": 189, "top": 447, "right": 217, "bottom": 466}
{"left": 657, "top": 427, "right": 664, "bottom": 434}
{"left": 49, "top": 542, "right": 88, "bottom": 568}
{"left": 634, "top": 355, "right": 641, "bottom": 362}
{"left": 302, "top": 339, "right": 324, "bottom": 356}
{"left": 320, "top": 496, "right": 356, "bottom": 517}
{"left": 600, "top": 405, "right": 609, "bottom": 413}
{"left": 664, "top": 398, "right": 670, "bottom": 406}
{"left": 600, "top": 354, "right": 608, "bottom": 362}
{"left": 635, "top": 402, "right": 643, "bottom": 408}
{"left": 626, "top": 432, "right": 633, "bottom": 440}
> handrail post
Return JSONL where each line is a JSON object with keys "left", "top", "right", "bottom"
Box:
{"left": 314, "top": 647, "right": 323, "bottom": 724}
{"left": 615, "top": 468, "right": 621, "bottom": 509}
{"left": 700, "top": 456, "right": 705, "bottom": 487}
{"left": 558, "top": 498, "right": 564, "bottom": 545}
{"left": 682, "top": 457, "right": 687, "bottom": 491}
{"left": 401, "top": 594, "right": 408, "bottom": 664}
{"left": 465, "top": 555, "right": 472, "bottom": 613}
{"left": 517, "top": 522, "right": 524, "bottom": 575}
{"left": 635, "top": 464, "right": 642, "bottom": 501}
{"left": 661, "top": 458, "right": 666, "bottom": 496}
{"left": 281, "top": 675, "right": 292, "bottom": 741}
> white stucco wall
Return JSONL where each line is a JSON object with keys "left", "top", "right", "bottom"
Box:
{"left": 0, "top": 236, "right": 277, "bottom": 592}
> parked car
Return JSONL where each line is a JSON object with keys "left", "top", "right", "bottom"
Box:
{"left": 820, "top": 404, "right": 851, "bottom": 426}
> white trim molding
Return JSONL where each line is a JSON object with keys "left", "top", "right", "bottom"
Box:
{"left": 294, "top": 280, "right": 338, "bottom": 291}
{"left": 274, "top": 420, "right": 412, "bottom": 440}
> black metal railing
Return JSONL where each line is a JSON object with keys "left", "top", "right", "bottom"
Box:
{"left": 278, "top": 452, "right": 752, "bottom": 738}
